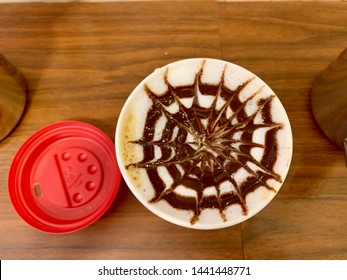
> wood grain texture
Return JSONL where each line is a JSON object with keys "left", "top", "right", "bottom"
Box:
{"left": 219, "top": 2, "right": 347, "bottom": 259}
{"left": 0, "top": 0, "right": 345, "bottom": 3}
{"left": 0, "top": 1, "right": 346, "bottom": 260}
{"left": 0, "top": 1, "right": 242, "bottom": 260}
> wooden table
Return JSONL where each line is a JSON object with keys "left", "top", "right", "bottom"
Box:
{"left": 0, "top": 1, "right": 346, "bottom": 260}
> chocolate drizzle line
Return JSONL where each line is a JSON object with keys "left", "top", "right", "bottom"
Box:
{"left": 127, "top": 60, "right": 283, "bottom": 224}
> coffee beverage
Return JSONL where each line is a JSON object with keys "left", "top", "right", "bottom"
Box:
{"left": 116, "top": 58, "right": 292, "bottom": 229}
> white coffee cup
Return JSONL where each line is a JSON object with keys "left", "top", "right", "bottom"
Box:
{"left": 116, "top": 58, "right": 292, "bottom": 229}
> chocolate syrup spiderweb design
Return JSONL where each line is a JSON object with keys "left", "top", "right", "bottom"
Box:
{"left": 127, "top": 60, "right": 284, "bottom": 225}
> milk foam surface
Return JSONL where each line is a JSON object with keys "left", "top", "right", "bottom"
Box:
{"left": 116, "top": 58, "right": 292, "bottom": 229}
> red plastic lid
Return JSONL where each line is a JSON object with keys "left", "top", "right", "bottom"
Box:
{"left": 8, "top": 121, "right": 121, "bottom": 234}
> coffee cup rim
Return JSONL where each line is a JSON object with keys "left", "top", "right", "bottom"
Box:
{"left": 115, "top": 58, "right": 293, "bottom": 230}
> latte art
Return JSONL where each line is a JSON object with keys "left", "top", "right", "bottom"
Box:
{"left": 116, "top": 58, "right": 292, "bottom": 229}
